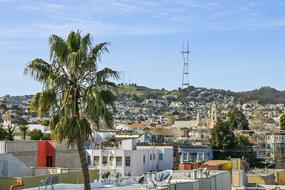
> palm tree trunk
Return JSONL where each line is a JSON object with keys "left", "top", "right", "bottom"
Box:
{"left": 77, "top": 139, "right": 91, "bottom": 190}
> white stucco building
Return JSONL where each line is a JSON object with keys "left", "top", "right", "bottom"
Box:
{"left": 86, "top": 139, "right": 173, "bottom": 176}
{"left": 265, "top": 131, "right": 285, "bottom": 164}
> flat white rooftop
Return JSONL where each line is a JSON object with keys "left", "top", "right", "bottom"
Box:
{"left": 25, "top": 183, "right": 168, "bottom": 190}
{"left": 24, "top": 170, "right": 230, "bottom": 190}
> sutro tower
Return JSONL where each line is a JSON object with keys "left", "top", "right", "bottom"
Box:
{"left": 181, "top": 41, "right": 190, "bottom": 89}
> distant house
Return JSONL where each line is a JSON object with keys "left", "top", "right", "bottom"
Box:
{"left": 92, "top": 130, "right": 117, "bottom": 142}
{"left": 27, "top": 124, "right": 50, "bottom": 133}
{"left": 115, "top": 123, "right": 149, "bottom": 133}
{"left": 172, "top": 120, "right": 199, "bottom": 129}
{"left": 265, "top": 131, "right": 285, "bottom": 166}
{"left": 178, "top": 145, "right": 213, "bottom": 163}
{"left": 136, "top": 132, "right": 173, "bottom": 143}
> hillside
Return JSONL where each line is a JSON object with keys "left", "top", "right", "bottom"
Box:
{"left": 2, "top": 85, "right": 284, "bottom": 106}
{"left": 235, "top": 87, "right": 285, "bottom": 105}
{"left": 118, "top": 85, "right": 166, "bottom": 98}
{"left": 118, "top": 85, "right": 285, "bottom": 105}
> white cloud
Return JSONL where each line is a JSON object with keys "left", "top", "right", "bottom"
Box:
{"left": 0, "top": 0, "right": 285, "bottom": 40}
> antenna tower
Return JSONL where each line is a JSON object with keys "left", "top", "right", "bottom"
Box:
{"left": 181, "top": 41, "right": 190, "bottom": 89}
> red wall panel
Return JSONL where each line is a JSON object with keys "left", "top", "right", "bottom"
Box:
{"left": 37, "top": 141, "right": 55, "bottom": 167}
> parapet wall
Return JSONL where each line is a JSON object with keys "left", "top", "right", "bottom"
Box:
{"left": 0, "top": 169, "right": 99, "bottom": 190}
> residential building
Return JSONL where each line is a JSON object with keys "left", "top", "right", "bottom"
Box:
{"left": 265, "top": 131, "right": 285, "bottom": 167}
{"left": 86, "top": 139, "right": 173, "bottom": 176}
{"left": 178, "top": 145, "right": 213, "bottom": 164}
{"left": 136, "top": 132, "right": 174, "bottom": 143}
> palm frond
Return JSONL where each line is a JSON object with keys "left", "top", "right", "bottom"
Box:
{"left": 89, "top": 42, "right": 109, "bottom": 63}
{"left": 83, "top": 87, "right": 115, "bottom": 129}
{"left": 30, "top": 89, "right": 57, "bottom": 117}
{"left": 97, "top": 68, "right": 119, "bottom": 81}
{"left": 81, "top": 33, "right": 92, "bottom": 52}
{"left": 67, "top": 51, "right": 84, "bottom": 74}
{"left": 67, "top": 31, "right": 81, "bottom": 52}
{"left": 49, "top": 34, "right": 68, "bottom": 62}
{"left": 50, "top": 114, "right": 91, "bottom": 146}
{"left": 30, "top": 92, "right": 42, "bottom": 113}
{"left": 100, "top": 90, "right": 116, "bottom": 106}
{"left": 24, "top": 58, "right": 51, "bottom": 83}
{"left": 38, "top": 89, "right": 57, "bottom": 116}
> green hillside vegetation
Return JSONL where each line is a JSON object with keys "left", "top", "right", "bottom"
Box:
{"left": 236, "top": 87, "right": 285, "bottom": 105}
{"left": 167, "top": 90, "right": 182, "bottom": 97}
{"left": 119, "top": 85, "right": 165, "bottom": 98}
{"left": 118, "top": 85, "right": 285, "bottom": 105}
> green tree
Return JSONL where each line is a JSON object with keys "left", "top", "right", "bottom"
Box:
{"left": 12, "top": 116, "right": 29, "bottom": 125}
{"left": 42, "top": 133, "right": 52, "bottom": 140}
{"left": 210, "top": 118, "right": 256, "bottom": 165}
{"left": 19, "top": 125, "right": 29, "bottom": 140}
{"left": 41, "top": 119, "right": 50, "bottom": 126}
{"left": 210, "top": 119, "right": 236, "bottom": 159}
{"left": 0, "top": 127, "right": 8, "bottom": 140}
{"left": 11, "top": 105, "right": 21, "bottom": 111}
{"left": 24, "top": 31, "right": 118, "bottom": 190}
{"left": 227, "top": 108, "right": 249, "bottom": 130}
{"left": 235, "top": 136, "right": 256, "bottom": 165}
{"left": 0, "top": 103, "right": 8, "bottom": 111}
{"left": 280, "top": 114, "right": 285, "bottom": 130}
{"left": 6, "top": 126, "right": 15, "bottom": 140}
{"left": 28, "top": 129, "right": 44, "bottom": 140}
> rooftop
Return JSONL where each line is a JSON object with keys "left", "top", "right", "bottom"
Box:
{"left": 24, "top": 170, "right": 230, "bottom": 190}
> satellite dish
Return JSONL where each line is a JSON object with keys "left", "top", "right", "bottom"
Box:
{"left": 160, "top": 170, "right": 171, "bottom": 182}
{"left": 116, "top": 172, "right": 122, "bottom": 179}
{"left": 135, "top": 176, "right": 144, "bottom": 184}
{"left": 101, "top": 171, "right": 110, "bottom": 179}
{"left": 203, "top": 168, "right": 210, "bottom": 177}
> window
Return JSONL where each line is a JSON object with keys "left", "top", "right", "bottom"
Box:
{"left": 102, "top": 156, "right": 107, "bottom": 165}
{"left": 153, "top": 154, "right": 155, "bottom": 160}
{"left": 150, "top": 154, "right": 152, "bottom": 160}
{"left": 116, "top": 157, "right": 122, "bottom": 166}
{"left": 204, "top": 153, "right": 209, "bottom": 161}
{"left": 189, "top": 153, "right": 197, "bottom": 162}
{"left": 87, "top": 156, "right": 91, "bottom": 165}
{"left": 143, "top": 155, "right": 146, "bottom": 163}
{"left": 197, "top": 153, "right": 204, "bottom": 162}
{"left": 159, "top": 153, "right": 163, "bottom": 160}
{"left": 110, "top": 156, "right": 114, "bottom": 166}
{"left": 93, "top": 156, "right": 99, "bottom": 165}
{"left": 182, "top": 153, "right": 188, "bottom": 162}
{"left": 125, "top": 156, "right": 131, "bottom": 166}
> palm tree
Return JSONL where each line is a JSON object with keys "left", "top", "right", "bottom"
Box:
{"left": 19, "top": 125, "right": 29, "bottom": 140}
{"left": 24, "top": 31, "right": 118, "bottom": 190}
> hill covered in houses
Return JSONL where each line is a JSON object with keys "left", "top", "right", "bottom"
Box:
{"left": 1, "top": 85, "right": 285, "bottom": 126}
{"left": 118, "top": 85, "right": 285, "bottom": 105}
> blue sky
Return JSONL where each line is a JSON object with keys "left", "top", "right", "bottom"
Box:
{"left": 1, "top": 0, "right": 285, "bottom": 95}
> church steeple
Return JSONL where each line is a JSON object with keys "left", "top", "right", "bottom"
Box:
{"left": 209, "top": 103, "right": 218, "bottom": 128}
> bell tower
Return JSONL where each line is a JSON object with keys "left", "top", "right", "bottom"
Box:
{"left": 209, "top": 103, "right": 218, "bottom": 128}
